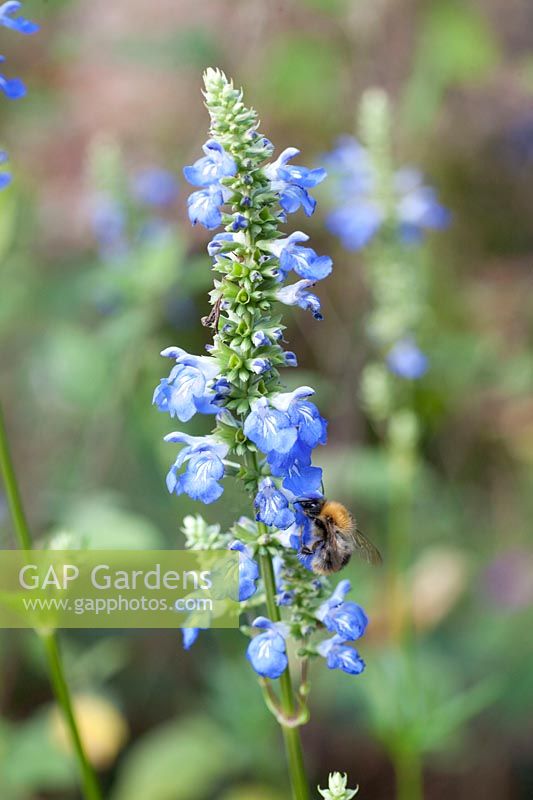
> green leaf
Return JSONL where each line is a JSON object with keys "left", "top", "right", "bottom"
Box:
{"left": 110, "top": 716, "right": 238, "bottom": 800}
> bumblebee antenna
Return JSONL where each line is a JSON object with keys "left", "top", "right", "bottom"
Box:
{"left": 320, "top": 479, "right": 325, "bottom": 496}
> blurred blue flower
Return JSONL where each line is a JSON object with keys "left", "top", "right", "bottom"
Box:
{"left": 317, "top": 635, "right": 365, "bottom": 675}
{"left": 269, "top": 231, "right": 333, "bottom": 281}
{"left": 184, "top": 139, "right": 237, "bottom": 187}
{"left": 265, "top": 147, "right": 326, "bottom": 216}
{"left": 0, "top": 150, "right": 10, "bottom": 189}
{"left": 254, "top": 477, "right": 295, "bottom": 530}
{"left": 246, "top": 616, "right": 288, "bottom": 679}
{"left": 316, "top": 580, "right": 368, "bottom": 641}
{"left": 0, "top": 56, "right": 25, "bottom": 98}
{"left": 276, "top": 279, "right": 323, "bottom": 320}
{"left": 386, "top": 338, "right": 428, "bottom": 379}
{"left": 324, "top": 136, "right": 450, "bottom": 249}
{"left": 153, "top": 347, "right": 219, "bottom": 421}
{"left": 181, "top": 627, "right": 200, "bottom": 649}
{"left": 187, "top": 184, "right": 224, "bottom": 229}
{"left": 244, "top": 397, "right": 297, "bottom": 454}
{"left": 229, "top": 540, "right": 259, "bottom": 601}
{"left": 132, "top": 167, "right": 178, "bottom": 207}
{"left": 0, "top": 2, "right": 39, "bottom": 34}
{"left": 90, "top": 194, "right": 128, "bottom": 259}
{"left": 164, "top": 432, "right": 229, "bottom": 504}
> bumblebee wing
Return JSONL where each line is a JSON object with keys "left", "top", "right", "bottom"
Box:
{"left": 352, "top": 527, "right": 383, "bottom": 565}
{"left": 321, "top": 517, "right": 345, "bottom": 571}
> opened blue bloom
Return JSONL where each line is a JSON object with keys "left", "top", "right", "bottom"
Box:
{"left": 182, "top": 627, "right": 200, "bottom": 650}
{"left": 187, "top": 183, "right": 224, "bottom": 229}
{"left": 317, "top": 635, "right": 366, "bottom": 675}
{"left": 0, "top": 150, "right": 10, "bottom": 190}
{"left": 243, "top": 397, "right": 297, "bottom": 454}
{"left": 273, "top": 387, "right": 328, "bottom": 449}
{"left": 153, "top": 347, "right": 219, "bottom": 421}
{"left": 229, "top": 540, "right": 259, "bottom": 601}
{"left": 254, "top": 477, "right": 295, "bottom": 530}
{"left": 0, "top": 2, "right": 39, "bottom": 34}
{"left": 276, "top": 279, "right": 323, "bottom": 320}
{"left": 184, "top": 139, "right": 237, "bottom": 187}
{"left": 0, "top": 56, "right": 26, "bottom": 98}
{"left": 268, "top": 231, "right": 332, "bottom": 281}
{"left": 269, "top": 446, "right": 323, "bottom": 497}
{"left": 324, "top": 136, "right": 449, "bottom": 250}
{"left": 265, "top": 147, "right": 326, "bottom": 216}
{"left": 132, "top": 167, "right": 178, "bottom": 207}
{"left": 386, "top": 338, "right": 428, "bottom": 379}
{"left": 246, "top": 616, "right": 288, "bottom": 679}
{"left": 164, "top": 432, "right": 229, "bottom": 504}
{"left": 316, "top": 580, "right": 369, "bottom": 641}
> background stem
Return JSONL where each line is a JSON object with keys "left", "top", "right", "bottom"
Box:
{"left": 393, "top": 749, "right": 424, "bottom": 800}
{"left": 0, "top": 402, "right": 103, "bottom": 800}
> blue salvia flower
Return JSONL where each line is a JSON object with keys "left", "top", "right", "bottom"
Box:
{"left": 386, "top": 338, "right": 428, "bottom": 379}
{"left": 276, "top": 279, "right": 323, "bottom": 319}
{"left": 254, "top": 477, "right": 295, "bottom": 530}
{"left": 153, "top": 347, "right": 219, "bottom": 421}
{"left": 0, "top": 2, "right": 39, "bottom": 34}
{"left": 246, "top": 617, "right": 289, "bottom": 679}
{"left": 229, "top": 540, "right": 259, "bottom": 601}
{"left": 323, "top": 135, "right": 450, "bottom": 250}
{"left": 266, "top": 231, "right": 333, "bottom": 281}
{"left": 164, "top": 432, "right": 229, "bottom": 504}
{"left": 157, "top": 70, "right": 368, "bottom": 699}
{"left": 187, "top": 183, "right": 225, "bottom": 229}
{"left": 316, "top": 580, "right": 368, "bottom": 641}
{"left": 317, "top": 635, "right": 366, "bottom": 675}
{"left": 184, "top": 139, "right": 237, "bottom": 187}
{"left": 265, "top": 148, "right": 326, "bottom": 216}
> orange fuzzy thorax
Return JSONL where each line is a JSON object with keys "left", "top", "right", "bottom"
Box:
{"left": 320, "top": 501, "right": 354, "bottom": 534}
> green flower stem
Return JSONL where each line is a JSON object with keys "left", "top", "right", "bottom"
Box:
{"left": 41, "top": 631, "right": 103, "bottom": 800}
{"left": 0, "top": 403, "right": 32, "bottom": 552}
{"left": 258, "top": 538, "right": 310, "bottom": 800}
{"left": 0, "top": 401, "right": 103, "bottom": 800}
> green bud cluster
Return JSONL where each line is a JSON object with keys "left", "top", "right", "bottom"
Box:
{"left": 203, "top": 69, "right": 288, "bottom": 422}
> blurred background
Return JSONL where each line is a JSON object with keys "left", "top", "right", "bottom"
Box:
{"left": 0, "top": 0, "right": 532, "bottom": 798}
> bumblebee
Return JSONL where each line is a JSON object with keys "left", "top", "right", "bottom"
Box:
{"left": 297, "top": 497, "right": 382, "bottom": 575}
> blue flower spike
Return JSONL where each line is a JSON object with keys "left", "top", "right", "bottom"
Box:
{"left": 161, "top": 70, "right": 370, "bottom": 705}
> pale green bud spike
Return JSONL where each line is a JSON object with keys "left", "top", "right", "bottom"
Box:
{"left": 318, "top": 771, "right": 359, "bottom": 799}
{"left": 181, "top": 515, "right": 231, "bottom": 550}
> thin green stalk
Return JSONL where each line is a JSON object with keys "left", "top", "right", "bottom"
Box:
{"left": 0, "top": 404, "right": 32, "bottom": 551}
{"left": 0, "top": 402, "right": 103, "bottom": 800}
{"left": 258, "top": 541, "right": 310, "bottom": 800}
{"left": 41, "top": 632, "right": 102, "bottom": 800}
